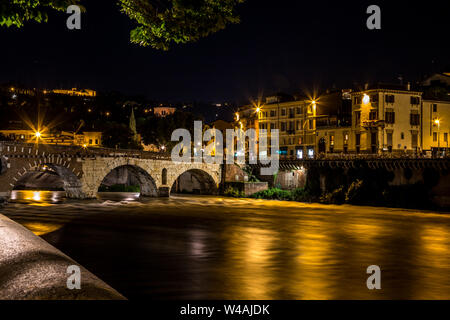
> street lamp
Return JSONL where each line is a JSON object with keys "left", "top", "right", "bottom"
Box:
{"left": 434, "top": 119, "right": 440, "bottom": 155}
{"left": 35, "top": 131, "right": 41, "bottom": 138}
{"left": 362, "top": 94, "right": 370, "bottom": 105}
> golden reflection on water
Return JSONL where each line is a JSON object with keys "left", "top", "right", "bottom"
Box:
{"left": 3, "top": 193, "right": 450, "bottom": 299}
{"left": 21, "top": 222, "right": 63, "bottom": 236}
{"left": 11, "top": 190, "right": 61, "bottom": 206}
{"left": 9, "top": 190, "right": 64, "bottom": 235}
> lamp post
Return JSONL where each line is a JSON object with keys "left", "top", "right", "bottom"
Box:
{"left": 434, "top": 119, "right": 440, "bottom": 157}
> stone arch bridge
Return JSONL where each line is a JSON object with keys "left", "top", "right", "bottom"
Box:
{"left": 0, "top": 142, "right": 221, "bottom": 201}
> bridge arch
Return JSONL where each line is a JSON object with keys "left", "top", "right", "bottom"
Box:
{"left": 11, "top": 163, "right": 83, "bottom": 198}
{"left": 96, "top": 164, "right": 158, "bottom": 197}
{"left": 170, "top": 168, "right": 219, "bottom": 195}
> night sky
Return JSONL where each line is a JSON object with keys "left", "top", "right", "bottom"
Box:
{"left": 0, "top": 0, "right": 449, "bottom": 103}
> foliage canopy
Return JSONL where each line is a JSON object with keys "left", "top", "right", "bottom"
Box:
{"left": 1, "top": 0, "right": 245, "bottom": 50}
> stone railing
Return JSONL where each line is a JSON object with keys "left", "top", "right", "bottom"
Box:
{"left": 0, "top": 141, "right": 172, "bottom": 160}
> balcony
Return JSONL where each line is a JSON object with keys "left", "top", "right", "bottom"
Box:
{"left": 362, "top": 119, "right": 385, "bottom": 128}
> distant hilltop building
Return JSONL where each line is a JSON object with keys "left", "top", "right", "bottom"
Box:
{"left": 0, "top": 126, "right": 102, "bottom": 148}
{"left": 153, "top": 106, "right": 176, "bottom": 117}
{"left": 48, "top": 88, "right": 97, "bottom": 97}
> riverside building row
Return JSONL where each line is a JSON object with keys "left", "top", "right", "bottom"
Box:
{"left": 235, "top": 81, "right": 450, "bottom": 159}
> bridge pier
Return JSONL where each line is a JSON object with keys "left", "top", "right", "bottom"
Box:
{"left": 158, "top": 186, "right": 170, "bottom": 197}
{"left": 0, "top": 191, "right": 11, "bottom": 204}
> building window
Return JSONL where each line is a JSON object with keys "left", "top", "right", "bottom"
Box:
{"left": 270, "top": 110, "right": 276, "bottom": 117}
{"left": 385, "top": 95, "right": 395, "bottom": 103}
{"left": 371, "top": 94, "right": 378, "bottom": 102}
{"left": 387, "top": 132, "right": 393, "bottom": 147}
{"left": 433, "top": 132, "right": 437, "bottom": 142}
{"left": 288, "top": 121, "right": 295, "bottom": 132}
{"left": 432, "top": 104, "right": 437, "bottom": 112}
{"left": 296, "top": 107, "right": 302, "bottom": 114}
{"left": 289, "top": 108, "right": 294, "bottom": 118}
{"left": 410, "top": 113, "right": 420, "bottom": 126}
{"left": 281, "top": 109, "right": 286, "bottom": 116}
{"left": 329, "top": 135, "right": 335, "bottom": 146}
{"left": 270, "top": 123, "right": 276, "bottom": 130}
{"left": 385, "top": 111, "right": 395, "bottom": 124}
{"left": 89, "top": 139, "right": 93, "bottom": 145}
{"left": 308, "top": 119, "right": 314, "bottom": 130}
{"left": 95, "top": 139, "right": 99, "bottom": 145}
{"left": 354, "top": 111, "right": 361, "bottom": 124}
{"left": 401, "top": 133, "right": 404, "bottom": 140}
{"left": 444, "top": 133, "right": 448, "bottom": 143}
{"left": 280, "top": 122, "right": 286, "bottom": 131}
{"left": 411, "top": 132, "right": 418, "bottom": 148}
{"left": 369, "top": 111, "right": 377, "bottom": 120}
{"left": 296, "top": 120, "right": 302, "bottom": 130}
{"left": 410, "top": 96, "right": 420, "bottom": 105}
{"left": 355, "top": 133, "right": 361, "bottom": 146}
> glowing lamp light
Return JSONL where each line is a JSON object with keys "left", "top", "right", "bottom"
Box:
{"left": 82, "top": 144, "right": 87, "bottom": 148}
{"left": 434, "top": 119, "right": 440, "bottom": 126}
{"left": 362, "top": 94, "right": 370, "bottom": 105}
{"left": 256, "top": 107, "right": 261, "bottom": 113}
{"left": 235, "top": 112, "right": 240, "bottom": 121}
{"left": 35, "top": 131, "right": 41, "bottom": 138}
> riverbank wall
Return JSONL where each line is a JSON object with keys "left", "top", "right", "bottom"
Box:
{"left": 252, "top": 162, "right": 450, "bottom": 210}
{"left": 0, "top": 214, "right": 125, "bottom": 300}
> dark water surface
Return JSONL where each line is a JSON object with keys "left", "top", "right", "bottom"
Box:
{"left": 3, "top": 190, "right": 450, "bottom": 299}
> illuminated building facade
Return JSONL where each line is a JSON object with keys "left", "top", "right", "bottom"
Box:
{"left": 237, "top": 84, "right": 449, "bottom": 158}
{"left": 422, "top": 100, "right": 450, "bottom": 155}
{"left": 153, "top": 106, "right": 176, "bottom": 117}
{"left": 350, "top": 86, "right": 423, "bottom": 154}
{"left": 50, "top": 88, "right": 97, "bottom": 97}
{"left": 0, "top": 129, "right": 102, "bottom": 147}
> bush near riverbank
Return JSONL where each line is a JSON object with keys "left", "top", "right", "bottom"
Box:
{"left": 249, "top": 182, "right": 435, "bottom": 209}
{"left": 240, "top": 165, "right": 444, "bottom": 210}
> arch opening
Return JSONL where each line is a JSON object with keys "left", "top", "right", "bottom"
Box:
{"left": 171, "top": 169, "right": 218, "bottom": 195}
{"left": 11, "top": 163, "right": 83, "bottom": 201}
{"left": 98, "top": 165, "right": 158, "bottom": 197}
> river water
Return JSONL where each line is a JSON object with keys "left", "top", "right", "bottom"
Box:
{"left": 2, "top": 190, "right": 450, "bottom": 299}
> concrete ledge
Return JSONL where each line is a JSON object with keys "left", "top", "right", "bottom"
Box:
{"left": 0, "top": 214, "right": 125, "bottom": 300}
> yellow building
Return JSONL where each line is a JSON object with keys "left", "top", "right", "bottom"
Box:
{"left": 237, "top": 92, "right": 351, "bottom": 159}
{"left": 422, "top": 99, "right": 450, "bottom": 155}
{"left": 50, "top": 88, "right": 97, "bottom": 97}
{"left": 237, "top": 84, "right": 450, "bottom": 158}
{"left": 153, "top": 106, "right": 176, "bottom": 117}
{"left": 0, "top": 129, "right": 102, "bottom": 147}
{"left": 350, "top": 87, "right": 423, "bottom": 154}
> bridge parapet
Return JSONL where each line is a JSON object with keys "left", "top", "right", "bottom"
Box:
{"left": 0, "top": 141, "right": 171, "bottom": 160}
{"left": 249, "top": 158, "right": 450, "bottom": 171}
